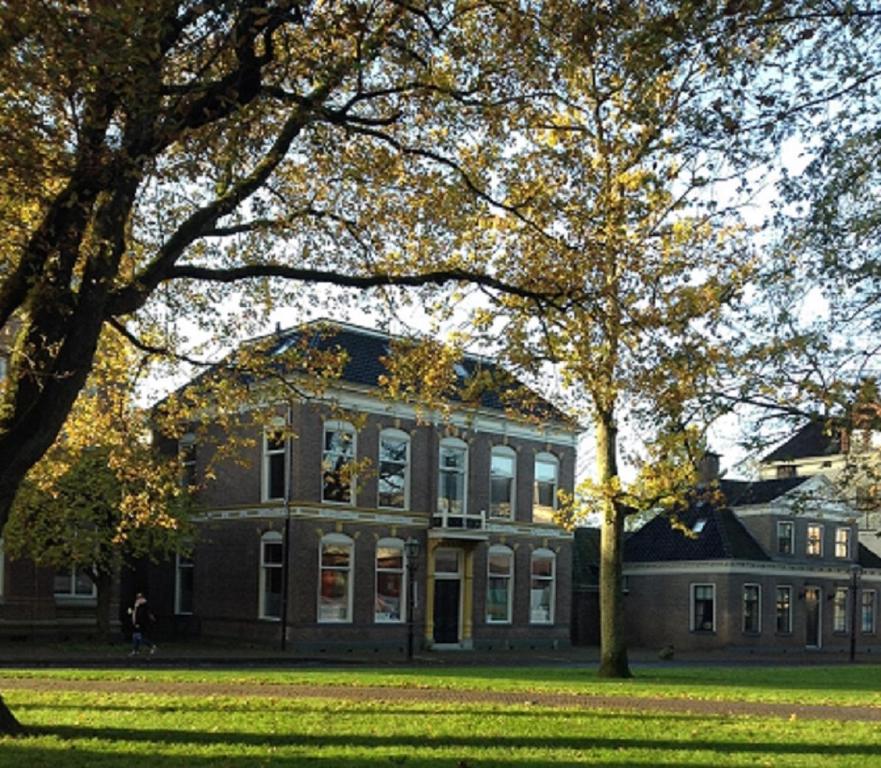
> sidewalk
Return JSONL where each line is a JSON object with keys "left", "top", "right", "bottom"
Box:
{"left": 0, "top": 640, "right": 878, "bottom": 668}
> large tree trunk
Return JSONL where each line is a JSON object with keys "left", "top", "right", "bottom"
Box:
{"left": 0, "top": 695, "right": 23, "bottom": 736}
{"left": 596, "top": 412, "right": 632, "bottom": 678}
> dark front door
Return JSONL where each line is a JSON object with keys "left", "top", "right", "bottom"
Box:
{"left": 433, "top": 580, "right": 460, "bottom": 644}
{"left": 805, "top": 587, "right": 821, "bottom": 648}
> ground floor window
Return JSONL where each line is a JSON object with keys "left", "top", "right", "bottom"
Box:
{"left": 54, "top": 566, "right": 95, "bottom": 598}
{"left": 862, "top": 590, "right": 877, "bottom": 634}
{"left": 175, "top": 553, "right": 194, "bottom": 615}
{"left": 833, "top": 587, "right": 848, "bottom": 633}
{"left": 260, "top": 531, "right": 284, "bottom": 620}
{"left": 775, "top": 585, "right": 792, "bottom": 633}
{"left": 529, "top": 549, "right": 555, "bottom": 624}
{"left": 691, "top": 583, "right": 715, "bottom": 632}
{"left": 742, "top": 584, "right": 761, "bottom": 634}
{"left": 486, "top": 545, "right": 513, "bottom": 623}
{"left": 375, "top": 538, "right": 404, "bottom": 623}
{"left": 319, "top": 533, "right": 353, "bottom": 622}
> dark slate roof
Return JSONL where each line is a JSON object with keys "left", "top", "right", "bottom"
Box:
{"left": 253, "top": 320, "right": 569, "bottom": 422}
{"left": 624, "top": 505, "right": 770, "bottom": 563}
{"left": 762, "top": 421, "right": 842, "bottom": 463}
{"left": 572, "top": 527, "right": 601, "bottom": 588}
{"left": 858, "top": 542, "right": 881, "bottom": 569}
{"left": 718, "top": 476, "right": 810, "bottom": 507}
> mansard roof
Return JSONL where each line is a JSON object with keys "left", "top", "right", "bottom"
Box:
{"left": 761, "top": 420, "right": 843, "bottom": 463}
{"left": 624, "top": 505, "right": 770, "bottom": 563}
{"left": 718, "top": 476, "right": 811, "bottom": 506}
{"left": 229, "top": 320, "right": 572, "bottom": 424}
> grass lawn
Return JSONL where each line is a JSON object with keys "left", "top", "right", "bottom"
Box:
{"left": 1, "top": 665, "right": 880, "bottom": 767}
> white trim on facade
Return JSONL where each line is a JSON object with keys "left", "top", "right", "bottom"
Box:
{"left": 624, "top": 559, "right": 881, "bottom": 583}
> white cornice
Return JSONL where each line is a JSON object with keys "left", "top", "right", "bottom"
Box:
{"left": 624, "top": 559, "right": 881, "bottom": 582}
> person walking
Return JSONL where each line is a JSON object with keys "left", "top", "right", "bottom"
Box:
{"left": 129, "top": 592, "right": 158, "bottom": 656}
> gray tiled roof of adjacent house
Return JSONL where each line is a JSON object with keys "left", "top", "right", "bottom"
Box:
{"left": 858, "top": 542, "right": 881, "bottom": 569}
{"left": 624, "top": 505, "right": 770, "bottom": 563}
{"left": 762, "top": 420, "right": 842, "bottom": 462}
{"left": 718, "top": 476, "right": 810, "bottom": 506}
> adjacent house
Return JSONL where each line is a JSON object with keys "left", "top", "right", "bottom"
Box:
{"left": 622, "top": 472, "right": 881, "bottom": 654}
{"left": 141, "top": 320, "right": 578, "bottom": 654}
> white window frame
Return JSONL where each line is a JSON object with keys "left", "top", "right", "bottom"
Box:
{"left": 174, "top": 552, "right": 195, "bottom": 615}
{"left": 53, "top": 566, "right": 97, "bottom": 599}
{"left": 862, "top": 589, "right": 877, "bottom": 634}
{"left": 776, "top": 520, "right": 794, "bottom": 555}
{"left": 742, "top": 583, "right": 761, "bottom": 634}
{"left": 533, "top": 452, "right": 559, "bottom": 520}
{"left": 486, "top": 544, "right": 514, "bottom": 624}
{"left": 259, "top": 531, "right": 284, "bottom": 621}
{"left": 375, "top": 537, "right": 406, "bottom": 623}
{"left": 529, "top": 548, "right": 556, "bottom": 625}
{"left": 322, "top": 420, "right": 357, "bottom": 505}
{"left": 437, "top": 437, "right": 468, "bottom": 518}
{"left": 377, "top": 429, "right": 410, "bottom": 510}
{"left": 806, "top": 524, "right": 824, "bottom": 557}
{"left": 318, "top": 532, "right": 354, "bottom": 623}
{"left": 261, "top": 417, "right": 287, "bottom": 503}
{"left": 834, "top": 526, "right": 851, "bottom": 559}
{"left": 489, "top": 446, "right": 517, "bottom": 520}
{"left": 832, "top": 586, "right": 848, "bottom": 633}
{"left": 690, "top": 583, "right": 716, "bottom": 632}
{"left": 775, "top": 585, "right": 793, "bottom": 634}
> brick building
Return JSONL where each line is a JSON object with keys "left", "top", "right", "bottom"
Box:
{"left": 144, "top": 321, "right": 578, "bottom": 654}
{"left": 621, "top": 473, "right": 881, "bottom": 654}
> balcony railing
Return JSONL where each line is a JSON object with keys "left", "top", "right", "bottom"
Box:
{"left": 432, "top": 506, "right": 486, "bottom": 530}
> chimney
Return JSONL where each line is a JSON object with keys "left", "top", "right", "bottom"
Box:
{"left": 698, "top": 451, "right": 721, "bottom": 484}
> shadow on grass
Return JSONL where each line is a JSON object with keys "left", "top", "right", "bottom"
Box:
{"left": 24, "top": 724, "right": 881, "bottom": 757}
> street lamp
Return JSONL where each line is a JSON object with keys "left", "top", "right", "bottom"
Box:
{"left": 850, "top": 563, "right": 862, "bottom": 663}
{"left": 404, "top": 537, "right": 421, "bottom": 660}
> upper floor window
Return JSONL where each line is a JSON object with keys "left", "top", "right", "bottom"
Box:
{"left": 322, "top": 421, "right": 356, "bottom": 504}
{"left": 742, "top": 584, "right": 761, "bottom": 634}
{"left": 259, "top": 531, "right": 283, "bottom": 620}
{"left": 806, "top": 524, "right": 823, "bottom": 557}
{"left": 438, "top": 438, "right": 468, "bottom": 519}
{"left": 375, "top": 538, "right": 405, "bottom": 623}
{"left": 262, "top": 419, "right": 286, "bottom": 502}
{"left": 533, "top": 453, "right": 559, "bottom": 522}
{"left": 179, "top": 433, "right": 197, "bottom": 488}
{"left": 691, "top": 583, "right": 715, "bottom": 632}
{"left": 776, "top": 521, "right": 794, "bottom": 555}
{"left": 489, "top": 447, "right": 516, "bottom": 520}
{"left": 175, "top": 553, "right": 194, "bottom": 615}
{"left": 529, "top": 548, "right": 555, "bottom": 624}
{"left": 776, "top": 464, "right": 797, "bottom": 479}
{"left": 54, "top": 566, "right": 96, "bottom": 599}
{"left": 486, "top": 545, "right": 514, "bottom": 623}
{"left": 835, "top": 527, "right": 851, "bottom": 559}
{"left": 318, "top": 533, "right": 353, "bottom": 622}
{"left": 378, "top": 430, "right": 409, "bottom": 509}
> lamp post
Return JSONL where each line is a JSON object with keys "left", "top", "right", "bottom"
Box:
{"left": 404, "top": 537, "right": 421, "bottom": 660}
{"left": 850, "top": 563, "right": 862, "bottom": 663}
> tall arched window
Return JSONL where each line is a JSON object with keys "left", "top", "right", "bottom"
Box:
{"left": 259, "top": 531, "right": 283, "bottom": 620}
{"left": 322, "top": 420, "right": 356, "bottom": 504}
{"left": 486, "top": 544, "right": 514, "bottom": 623}
{"left": 437, "top": 437, "right": 468, "bottom": 524}
{"left": 318, "top": 533, "right": 354, "bottom": 622}
{"left": 529, "top": 548, "right": 556, "bottom": 624}
{"left": 262, "top": 417, "right": 287, "bottom": 502}
{"left": 533, "top": 452, "right": 559, "bottom": 522}
{"left": 490, "top": 446, "right": 516, "bottom": 519}
{"left": 378, "top": 429, "right": 409, "bottom": 510}
{"left": 375, "top": 537, "right": 405, "bottom": 623}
